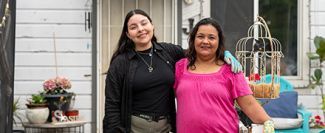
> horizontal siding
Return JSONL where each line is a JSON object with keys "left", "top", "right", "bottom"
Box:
{"left": 16, "top": 24, "right": 91, "bottom": 38}
{"left": 15, "top": 38, "right": 91, "bottom": 52}
{"left": 15, "top": 67, "right": 91, "bottom": 81}
{"left": 16, "top": 10, "right": 89, "bottom": 24}
{"left": 14, "top": 81, "right": 91, "bottom": 95}
{"left": 310, "top": 26, "right": 325, "bottom": 38}
{"left": 17, "top": 0, "right": 91, "bottom": 9}
{"left": 297, "top": 87, "right": 325, "bottom": 120}
{"left": 310, "top": 0, "right": 325, "bottom": 120}
{"left": 311, "top": 12, "right": 325, "bottom": 26}
{"left": 298, "top": 95, "right": 323, "bottom": 109}
{"left": 14, "top": 0, "right": 93, "bottom": 132}
{"left": 311, "top": 0, "right": 325, "bottom": 12}
{"left": 15, "top": 53, "right": 91, "bottom": 66}
{"left": 300, "top": 0, "right": 325, "bottom": 122}
{"left": 14, "top": 95, "right": 92, "bottom": 110}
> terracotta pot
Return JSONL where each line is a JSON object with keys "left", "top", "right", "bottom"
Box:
{"left": 66, "top": 110, "right": 79, "bottom": 116}
{"left": 25, "top": 103, "right": 48, "bottom": 109}
{"left": 66, "top": 110, "right": 79, "bottom": 121}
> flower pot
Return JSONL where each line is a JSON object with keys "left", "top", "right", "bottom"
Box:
{"left": 26, "top": 107, "right": 49, "bottom": 124}
{"left": 43, "top": 92, "right": 75, "bottom": 122}
{"left": 26, "top": 103, "right": 48, "bottom": 109}
{"left": 66, "top": 110, "right": 79, "bottom": 121}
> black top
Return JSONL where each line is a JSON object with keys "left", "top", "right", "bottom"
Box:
{"left": 132, "top": 49, "right": 174, "bottom": 115}
{"left": 103, "top": 42, "right": 184, "bottom": 133}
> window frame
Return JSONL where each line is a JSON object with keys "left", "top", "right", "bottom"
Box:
{"left": 286, "top": 0, "right": 309, "bottom": 87}
{"left": 253, "top": 0, "right": 310, "bottom": 87}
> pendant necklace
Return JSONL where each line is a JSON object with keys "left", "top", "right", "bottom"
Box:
{"left": 136, "top": 47, "right": 154, "bottom": 72}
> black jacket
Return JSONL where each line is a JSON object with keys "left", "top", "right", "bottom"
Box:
{"left": 103, "top": 42, "right": 184, "bottom": 133}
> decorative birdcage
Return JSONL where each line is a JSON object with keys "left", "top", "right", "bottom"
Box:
{"left": 235, "top": 16, "right": 284, "bottom": 99}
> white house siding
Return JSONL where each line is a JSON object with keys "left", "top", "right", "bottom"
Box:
{"left": 181, "top": 0, "right": 210, "bottom": 49}
{"left": 310, "top": 0, "right": 325, "bottom": 38}
{"left": 14, "top": 0, "right": 93, "bottom": 132}
{"left": 297, "top": 0, "right": 325, "bottom": 120}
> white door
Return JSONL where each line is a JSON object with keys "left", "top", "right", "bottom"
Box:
{"left": 97, "top": 0, "right": 177, "bottom": 132}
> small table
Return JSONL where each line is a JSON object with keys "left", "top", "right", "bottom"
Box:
{"left": 23, "top": 121, "right": 86, "bottom": 133}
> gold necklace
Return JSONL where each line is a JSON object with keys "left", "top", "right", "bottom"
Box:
{"left": 136, "top": 48, "right": 154, "bottom": 72}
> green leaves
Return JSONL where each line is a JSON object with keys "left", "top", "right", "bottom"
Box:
{"left": 310, "top": 69, "right": 323, "bottom": 86}
{"left": 307, "top": 52, "right": 319, "bottom": 60}
{"left": 314, "top": 36, "right": 325, "bottom": 63}
{"left": 13, "top": 98, "right": 23, "bottom": 125}
{"left": 314, "top": 69, "right": 323, "bottom": 82}
{"left": 30, "top": 93, "right": 47, "bottom": 104}
{"left": 316, "top": 41, "right": 325, "bottom": 63}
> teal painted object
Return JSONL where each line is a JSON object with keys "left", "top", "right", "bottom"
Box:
{"left": 310, "top": 128, "right": 325, "bottom": 133}
{"left": 264, "top": 74, "right": 293, "bottom": 93}
{"left": 264, "top": 74, "right": 312, "bottom": 133}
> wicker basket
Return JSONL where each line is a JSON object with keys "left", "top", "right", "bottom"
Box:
{"left": 249, "top": 83, "right": 280, "bottom": 99}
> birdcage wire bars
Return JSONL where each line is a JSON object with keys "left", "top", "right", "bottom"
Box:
{"left": 235, "top": 16, "right": 284, "bottom": 99}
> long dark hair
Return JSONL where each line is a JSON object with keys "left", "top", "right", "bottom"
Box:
{"left": 186, "top": 18, "right": 225, "bottom": 69}
{"left": 110, "top": 9, "right": 157, "bottom": 63}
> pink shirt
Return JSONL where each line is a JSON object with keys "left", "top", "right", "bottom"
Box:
{"left": 174, "top": 58, "right": 252, "bottom": 133}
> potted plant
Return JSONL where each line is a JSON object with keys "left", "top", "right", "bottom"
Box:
{"left": 310, "top": 115, "right": 325, "bottom": 133}
{"left": 25, "top": 93, "right": 49, "bottom": 124}
{"left": 13, "top": 98, "right": 25, "bottom": 133}
{"left": 13, "top": 98, "right": 23, "bottom": 125}
{"left": 307, "top": 36, "right": 325, "bottom": 119}
{"left": 42, "top": 76, "right": 74, "bottom": 122}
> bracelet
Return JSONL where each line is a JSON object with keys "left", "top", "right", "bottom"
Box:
{"left": 263, "top": 119, "right": 275, "bottom": 133}
{"left": 264, "top": 119, "right": 274, "bottom": 126}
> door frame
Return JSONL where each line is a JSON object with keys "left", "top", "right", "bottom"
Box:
{"left": 94, "top": 0, "right": 182, "bottom": 132}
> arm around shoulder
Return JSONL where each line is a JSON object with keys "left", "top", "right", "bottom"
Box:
{"left": 159, "top": 42, "right": 185, "bottom": 61}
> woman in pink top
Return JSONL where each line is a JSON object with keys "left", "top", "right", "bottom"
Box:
{"left": 174, "top": 18, "right": 274, "bottom": 133}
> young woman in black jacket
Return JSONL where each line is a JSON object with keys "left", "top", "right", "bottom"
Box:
{"left": 103, "top": 9, "right": 241, "bottom": 133}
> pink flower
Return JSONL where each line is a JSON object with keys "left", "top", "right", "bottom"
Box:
{"left": 310, "top": 115, "right": 325, "bottom": 128}
{"left": 43, "top": 79, "right": 57, "bottom": 91}
{"left": 43, "top": 76, "right": 72, "bottom": 94}
{"left": 55, "top": 77, "right": 72, "bottom": 89}
{"left": 320, "top": 122, "right": 325, "bottom": 126}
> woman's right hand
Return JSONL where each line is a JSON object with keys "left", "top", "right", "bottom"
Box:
{"left": 224, "top": 50, "right": 242, "bottom": 73}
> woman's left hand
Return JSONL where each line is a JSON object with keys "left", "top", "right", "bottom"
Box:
{"left": 224, "top": 51, "right": 242, "bottom": 73}
{"left": 263, "top": 120, "right": 275, "bottom": 133}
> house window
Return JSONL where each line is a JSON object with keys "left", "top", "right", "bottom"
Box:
{"left": 211, "top": 0, "right": 298, "bottom": 76}
{"left": 259, "top": 0, "right": 298, "bottom": 76}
